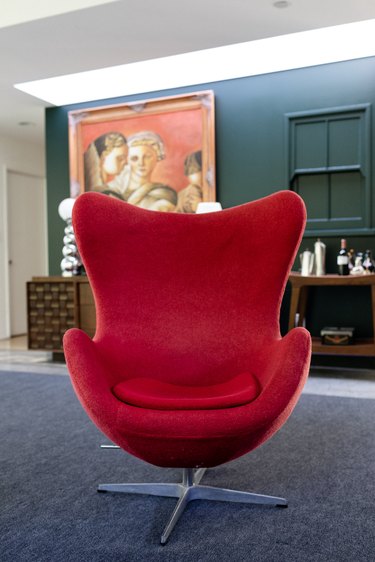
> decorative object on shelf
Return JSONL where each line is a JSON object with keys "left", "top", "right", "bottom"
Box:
{"left": 362, "top": 249, "right": 375, "bottom": 273}
{"left": 348, "top": 248, "right": 355, "bottom": 272}
{"left": 300, "top": 249, "right": 314, "bottom": 276}
{"left": 314, "top": 238, "right": 326, "bottom": 276}
{"left": 58, "top": 198, "right": 82, "bottom": 277}
{"left": 196, "top": 201, "right": 222, "bottom": 213}
{"left": 320, "top": 327, "right": 355, "bottom": 346}
{"left": 351, "top": 253, "right": 365, "bottom": 275}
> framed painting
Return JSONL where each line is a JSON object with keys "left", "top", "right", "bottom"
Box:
{"left": 68, "top": 91, "right": 216, "bottom": 213}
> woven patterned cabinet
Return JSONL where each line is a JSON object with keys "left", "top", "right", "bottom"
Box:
{"left": 27, "top": 277, "right": 95, "bottom": 353}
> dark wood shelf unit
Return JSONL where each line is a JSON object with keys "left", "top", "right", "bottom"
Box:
{"left": 288, "top": 272, "right": 375, "bottom": 356}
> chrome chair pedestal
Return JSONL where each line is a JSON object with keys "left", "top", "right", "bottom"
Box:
{"left": 98, "top": 468, "right": 287, "bottom": 544}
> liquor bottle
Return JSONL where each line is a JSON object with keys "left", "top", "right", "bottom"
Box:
{"left": 337, "top": 239, "right": 349, "bottom": 275}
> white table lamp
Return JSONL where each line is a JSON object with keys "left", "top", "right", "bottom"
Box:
{"left": 196, "top": 202, "right": 222, "bottom": 214}
{"left": 58, "top": 198, "right": 75, "bottom": 222}
{"left": 58, "top": 197, "right": 81, "bottom": 276}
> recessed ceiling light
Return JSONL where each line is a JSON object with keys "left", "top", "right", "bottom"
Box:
{"left": 273, "top": 1, "right": 291, "bottom": 8}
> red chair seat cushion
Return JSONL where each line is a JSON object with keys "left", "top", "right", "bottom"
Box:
{"left": 112, "top": 372, "right": 260, "bottom": 410}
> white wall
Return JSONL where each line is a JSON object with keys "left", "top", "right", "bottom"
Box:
{"left": 0, "top": 135, "right": 45, "bottom": 339}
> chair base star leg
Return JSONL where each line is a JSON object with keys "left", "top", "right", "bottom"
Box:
{"left": 97, "top": 467, "right": 287, "bottom": 544}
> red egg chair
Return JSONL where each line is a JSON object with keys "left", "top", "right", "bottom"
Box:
{"left": 63, "top": 190, "right": 311, "bottom": 544}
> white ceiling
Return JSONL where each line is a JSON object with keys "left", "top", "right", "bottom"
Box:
{"left": 2, "top": 0, "right": 375, "bottom": 146}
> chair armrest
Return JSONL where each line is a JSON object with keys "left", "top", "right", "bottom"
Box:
{"left": 244, "top": 327, "right": 311, "bottom": 429}
{"left": 260, "top": 327, "right": 311, "bottom": 386}
{"left": 63, "top": 328, "right": 121, "bottom": 437}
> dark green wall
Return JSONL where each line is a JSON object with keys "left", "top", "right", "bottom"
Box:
{"left": 46, "top": 56, "right": 375, "bottom": 366}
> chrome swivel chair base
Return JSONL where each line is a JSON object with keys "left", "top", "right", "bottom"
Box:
{"left": 98, "top": 467, "right": 287, "bottom": 544}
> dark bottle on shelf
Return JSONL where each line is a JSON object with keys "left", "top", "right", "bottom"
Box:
{"left": 337, "top": 239, "right": 349, "bottom": 275}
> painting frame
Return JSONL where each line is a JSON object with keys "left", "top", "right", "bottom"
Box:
{"left": 68, "top": 90, "right": 216, "bottom": 213}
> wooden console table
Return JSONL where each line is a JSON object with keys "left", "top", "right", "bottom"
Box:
{"left": 288, "top": 271, "right": 375, "bottom": 356}
{"left": 27, "top": 276, "right": 95, "bottom": 353}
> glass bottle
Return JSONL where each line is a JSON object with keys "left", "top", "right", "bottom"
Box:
{"left": 337, "top": 239, "right": 349, "bottom": 275}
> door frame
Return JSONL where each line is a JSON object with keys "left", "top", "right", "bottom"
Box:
{"left": 0, "top": 166, "right": 48, "bottom": 339}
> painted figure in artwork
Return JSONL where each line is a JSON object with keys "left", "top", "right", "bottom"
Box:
{"left": 175, "top": 150, "right": 203, "bottom": 213}
{"left": 84, "top": 130, "right": 209, "bottom": 213}
{"left": 84, "top": 132, "right": 128, "bottom": 193}
{"left": 106, "top": 131, "right": 177, "bottom": 211}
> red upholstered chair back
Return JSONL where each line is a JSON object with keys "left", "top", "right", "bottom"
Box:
{"left": 72, "top": 191, "right": 305, "bottom": 386}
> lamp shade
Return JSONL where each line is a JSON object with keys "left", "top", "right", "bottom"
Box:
{"left": 58, "top": 198, "right": 76, "bottom": 221}
{"left": 196, "top": 202, "right": 222, "bottom": 214}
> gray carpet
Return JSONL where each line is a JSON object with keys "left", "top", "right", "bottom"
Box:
{"left": 1, "top": 370, "right": 374, "bottom": 562}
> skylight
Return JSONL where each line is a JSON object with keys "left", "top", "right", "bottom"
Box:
{"left": 15, "top": 19, "right": 375, "bottom": 106}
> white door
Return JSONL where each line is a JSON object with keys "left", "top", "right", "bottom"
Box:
{"left": 7, "top": 171, "right": 47, "bottom": 336}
